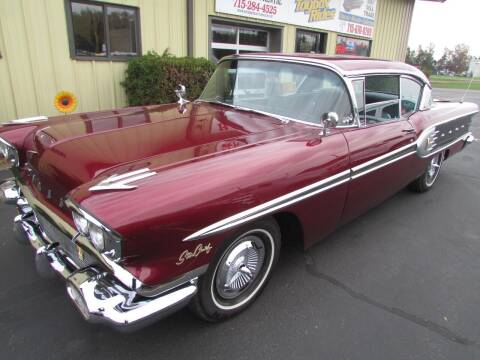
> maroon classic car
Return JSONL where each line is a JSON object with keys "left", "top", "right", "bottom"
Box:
{"left": 0, "top": 54, "right": 477, "bottom": 330}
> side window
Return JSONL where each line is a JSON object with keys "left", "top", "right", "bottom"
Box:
{"left": 419, "top": 85, "right": 433, "bottom": 110}
{"left": 401, "top": 77, "right": 422, "bottom": 117}
{"left": 364, "top": 75, "right": 400, "bottom": 124}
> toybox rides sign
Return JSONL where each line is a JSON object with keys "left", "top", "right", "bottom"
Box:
{"left": 215, "top": 0, "right": 376, "bottom": 38}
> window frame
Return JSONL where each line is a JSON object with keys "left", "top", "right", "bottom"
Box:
{"left": 65, "top": 0, "right": 142, "bottom": 61}
{"left": 211, "top": 23, "right": 270, "bottom": 61}
{"left": 351, "top": 73, "right": 428, "bottom": 127}
{"left": 335, "top": 35, "right": 371, "bottom": 57}
{"left": 208, "top": 17, "right": 283, "bottom": 63}
{"left": 295, "top": 29, "right": 327, "bottom": 54}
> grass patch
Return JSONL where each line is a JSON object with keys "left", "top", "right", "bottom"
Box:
{"left": 430, "top": 75, "right": 480, "bottom": 90}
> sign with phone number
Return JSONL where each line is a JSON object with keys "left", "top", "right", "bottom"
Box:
{"left": 216, "top": 0, "right": 376, "bottom": 39}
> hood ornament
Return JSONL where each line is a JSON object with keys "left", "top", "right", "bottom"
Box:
{"left": 175, "top": 84, "right": 189, "bottom": 114}
{"left": 89, "top": 168, "right": 156, "bottom": 192}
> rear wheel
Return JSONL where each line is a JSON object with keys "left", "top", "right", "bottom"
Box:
{"left": 408, "top": 151, "right": 444, "bottom": 192}
{"left": 190, "top": 218, "right": 280, "bottom": 321}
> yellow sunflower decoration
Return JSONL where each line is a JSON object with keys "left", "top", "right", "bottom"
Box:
{"left": 54, "top": 91, "right": 77, "bottom": 114}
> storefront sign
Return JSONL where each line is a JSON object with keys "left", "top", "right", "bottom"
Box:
{"left": 215, "top": 0, "right": 376, "bottom": 39}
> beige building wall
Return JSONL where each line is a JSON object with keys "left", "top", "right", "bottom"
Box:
{"left": 0, "top": 0, "right": 187, "bottom": 122}
{"left": 0, "top": 0, "right": 415, "bottom": 122}
{"left": 371, "top": 0, "right": 415, "bottom": 60}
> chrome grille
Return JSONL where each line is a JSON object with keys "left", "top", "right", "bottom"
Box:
{"left": 35, "top": 212, "right": 96, "bottom": 268}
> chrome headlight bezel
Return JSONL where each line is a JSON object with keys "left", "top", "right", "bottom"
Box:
{"left": 0, "top": 137, "right": 19, "bottom": 170}
{"left": 67, "top": 200, "right": 122, "bottom": 261}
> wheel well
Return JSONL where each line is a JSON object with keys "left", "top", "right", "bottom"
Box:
{"left": 272, "top": 212, "right": 304, "bottom": 250}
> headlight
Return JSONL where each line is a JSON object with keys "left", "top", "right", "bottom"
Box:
{"left": 72, "top": 211, "right": 89, "bottom": 235}
{"left": 88, "top": 223, "right": 105, "bottom": 251}
{"left": 0, "top": 137, "right": 19, "bottom": 170}
{"left": 69, "top": 203, "right": 121, "bottom": 259}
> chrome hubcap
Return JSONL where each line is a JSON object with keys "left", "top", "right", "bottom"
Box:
{"left": 426, "top": 153, "right": 443, "bottom": 186}
{"left": 215, "top": 236, "right": 265, "bottom": 300}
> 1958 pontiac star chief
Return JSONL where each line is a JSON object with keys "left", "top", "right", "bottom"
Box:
{"left": 0, "top": 54, "right": 477, "bottom": 330}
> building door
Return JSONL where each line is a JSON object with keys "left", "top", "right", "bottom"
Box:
{"left": 295, "top": 30, "right": 326, "bottom": 54}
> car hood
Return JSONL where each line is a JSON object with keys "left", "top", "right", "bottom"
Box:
{"left": 26, "top": 102, "right": 302, "bottom": 207}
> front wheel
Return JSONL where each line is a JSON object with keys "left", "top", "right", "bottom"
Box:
{"left": 408, "top": 151, "right": 444, "bottom": 192}
{"left": 190, "top": 218, "right": 281, "bottom": 322}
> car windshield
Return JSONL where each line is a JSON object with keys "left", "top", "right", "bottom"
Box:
{"left": 199, "top": 59, "right": 353, "bottom": 125}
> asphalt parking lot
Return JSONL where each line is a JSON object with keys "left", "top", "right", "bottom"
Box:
{"left": 1, "top": 88, "right": 479, "bottom": 360}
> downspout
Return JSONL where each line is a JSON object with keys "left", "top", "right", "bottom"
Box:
{"left": 187, "top": 0, "right": 194, "bottom": 57}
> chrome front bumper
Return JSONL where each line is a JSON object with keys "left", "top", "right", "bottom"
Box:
{"left": 2, "top": 178, "right": 198, "bottom": 331}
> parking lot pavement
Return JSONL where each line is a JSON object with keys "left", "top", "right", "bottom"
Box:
{"left": 1, "top": 89, "right": 480, "bottom": 360}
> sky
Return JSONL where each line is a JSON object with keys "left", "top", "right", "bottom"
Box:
{"left": 408, "top": 0, "right": 480, "bottom": 60}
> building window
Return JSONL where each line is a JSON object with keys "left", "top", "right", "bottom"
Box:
{"left": 67, "top": 0, "right": 141, "bottom": 60}
{"left": 335, "top": 36, "right": 370, "bottom": 57}
{"left": 211, "top": 23, "right": 270, "bottom": 62}
{"left": 295, "top": 30, "right": 326, "bottom": 54}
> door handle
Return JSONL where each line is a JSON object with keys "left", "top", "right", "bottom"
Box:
{"left": 402, "top": 129, "right": 415, "bottom": 133}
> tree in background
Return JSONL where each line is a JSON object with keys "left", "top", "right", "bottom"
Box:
{"left": 405, "top": 44, "right": 436, "bottom": 78}
{"left": 437, "top": 44, "right": 470, "bottom": 75}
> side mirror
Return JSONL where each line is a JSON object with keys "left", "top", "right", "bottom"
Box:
{"left": 321, "top": 112, "right": 339, "bottom": 136}
{"left": 175, "top": 84, "right": 189, "bottom": 106}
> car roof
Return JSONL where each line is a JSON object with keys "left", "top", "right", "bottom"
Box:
{"left": 228, "top": 53, "right": 430, "bottom": 86}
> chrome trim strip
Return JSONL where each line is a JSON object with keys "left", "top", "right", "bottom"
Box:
{"left": 183, "top": 169, "right": 351, "bottom": 241}
{"left": 6, "top": 116, "right": 48, "bottom": 125}
{"left": 352, "top": 142, "right": 416, "bottom": 174}
{"left": 352, "top": 150, "right": 416, "bottom": 179}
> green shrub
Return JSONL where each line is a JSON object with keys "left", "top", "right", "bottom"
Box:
{"left": 121, "top": 51, "right": 216, "bottom": 106}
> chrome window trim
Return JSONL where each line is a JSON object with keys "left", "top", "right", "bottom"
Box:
{"left": 225, "top": 54, "right": 430, "bottom": 85}
{"left": 349, "top": 77, "right": 366, "bottom": 127}
{"left": 345, "top": 70, "right": 429, "bottom": 85}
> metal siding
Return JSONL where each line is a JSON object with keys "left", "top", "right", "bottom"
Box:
{"left": 0, "top": 14, "right": 17, "bottom": 121}
{"left": 371, "top": 0, "right": 415, "bottom": 61}
{"left": 0, "top": 0, "right": 187, "bottom": 122}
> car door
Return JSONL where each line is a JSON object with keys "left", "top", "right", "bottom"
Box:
{"left": 340, "top": 75, "right": 423, "bottom": 224}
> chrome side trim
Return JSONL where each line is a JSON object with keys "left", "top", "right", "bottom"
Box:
{"left": 183, "top": 169, "right": 351, "bottom": 241}
{"left": 6, "top": 116, "right": 48, "bottom": 125}
{"left": 351, "top": 142, "right": 417, "bottom": 179}
{"left": 89, "top": 168, "right": 157, "bottom": 192}
{"left": 352, "top": 150, "right": 416, "bottom": 179}
{"left": 420, "top": 132, "right": 474, "bottom": 158}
